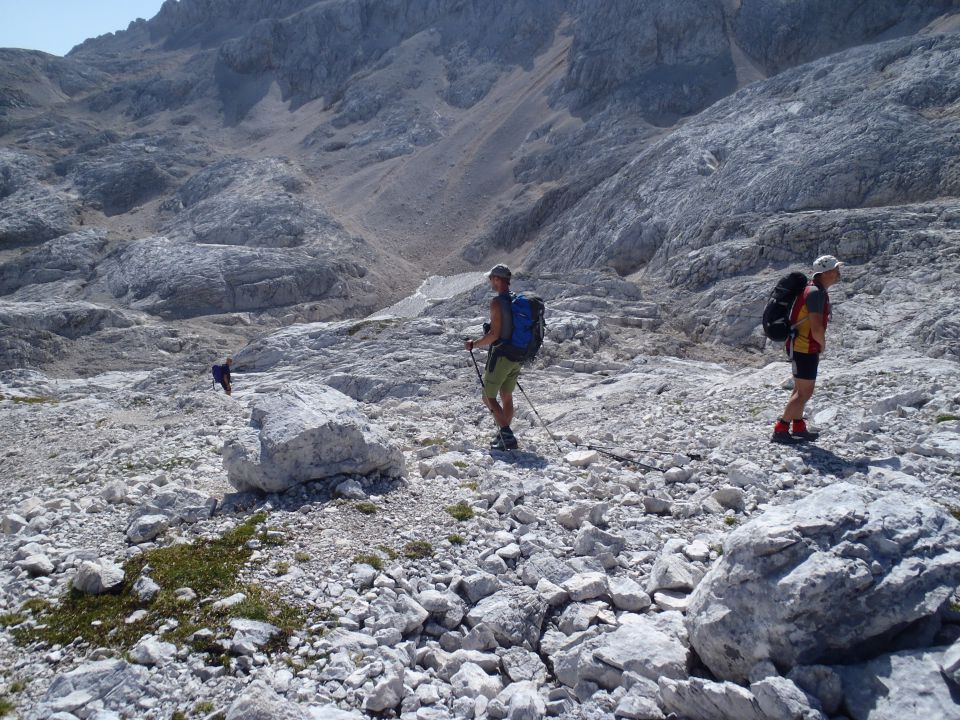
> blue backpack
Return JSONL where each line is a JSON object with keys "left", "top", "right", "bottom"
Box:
{"left": 211, "top": 364, "right": 224, "bottom": 384}
{"left": 501, "top": 293, "right": 546, "bottom": 363}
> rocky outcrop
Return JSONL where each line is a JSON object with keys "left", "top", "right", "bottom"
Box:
{"left": 687, "top": 483, "right": 960, "bottom": 683}
{"left": 563, "top": 0, "right": 735, "bottom": 122}
{"left": 0, "top": 150, "right": 78, "bottom": 246}
{"left": 731, "top": 0, "right": 958, "bottom": 75}
{"left": 0, "top": 229, "right": 108, "bottom": 295}
{"left": 163, "top": 157, "right": 350, "bottom": 249}
{"left": 530, "top": 33, "right": 960, "bottom": 282}
{"left": 95, "top": 236, "right": 369, "bottom": 318}
{"left": 0, "top": 301, "right": 135, "bottom": 339}
{"left": 214, "top": 0, "right": 564, "bottom": 110}
{"left": 222, "top": 382, "right": 404, "bottom": 493}
{"left": 833, "top": 646, "right": 959, "bottom": 720}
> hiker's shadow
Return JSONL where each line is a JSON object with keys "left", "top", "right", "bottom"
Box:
{"left": 794, "top": 444, "right": 870, "bottom": 476}
{"left": 489, "top": 449, "right": 549, "bottom": 469}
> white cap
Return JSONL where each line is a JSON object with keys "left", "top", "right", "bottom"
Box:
{"left": 812, "top": 255, "right": 843, "bottom": 274}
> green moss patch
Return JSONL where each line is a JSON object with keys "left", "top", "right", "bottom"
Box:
{"left": 10, "top": 396, "right": 57, "bottom": 405}
{"left": 445, "top": 502, "right": 475, "bottom": 522}
{"left": 354, "top": 502, "right": 379, "bottom": 515}
{"left": 13, "top": 512, "right": 308, "bottom": 655}
{"left": 447, "top": 534, "right": 465, "bottom": 545}
{"left": 352, "top": 554, "right": 384, "bottom": 571}
{"left": 403, "top": 541, "right": 433, "bottom": 559}
{"left": 936, "top": 414, "right": 960, "bottom": 423}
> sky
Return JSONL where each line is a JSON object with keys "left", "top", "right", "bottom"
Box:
{"left": 0, "top": 0, "right": 167, "bottom": 56}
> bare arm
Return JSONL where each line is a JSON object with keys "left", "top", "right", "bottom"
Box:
{"left": 465, "top": 299, "right": 502, "bottom": 350}
{"left": 808, "top": 312, "right": 826, "bottom": 350}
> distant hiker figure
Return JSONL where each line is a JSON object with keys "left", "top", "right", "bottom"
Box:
{"left": 465, "top": 265, "right": 523, "bottom": 450}
{"left": 772, "top": 256, "right": 843, "bottom": 443}
{"left": 212, "top": 358, "right": 233, "bottom": 396}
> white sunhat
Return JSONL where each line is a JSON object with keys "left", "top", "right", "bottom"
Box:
{"left": 812, "top": 255, "right": 844, "bottom": 274}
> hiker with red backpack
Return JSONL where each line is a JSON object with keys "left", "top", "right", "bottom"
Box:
{"left": 463, "top": 264, "right": 545, "bottom": 451}
{"left": 767, "top": 255, "right": 843, "bottom": 443}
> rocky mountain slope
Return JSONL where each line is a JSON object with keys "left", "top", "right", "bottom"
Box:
{"left": 2, "top": 1, "right": 960, "bottom": 719}
{"left": 2, "top": 0, "right": 959, "bottom": 369}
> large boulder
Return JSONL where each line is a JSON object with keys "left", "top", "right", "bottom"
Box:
{"left": 833, "top": 647, "right": 958, "bottom": 720}
{"left": 223, "top": 383, "right": 404, "bottom": 493}
{"left": 225, "top": 680, "right": 311, "bottom": 720}
{"left": 465, "top": 586, "right": 549, "bottom": 651}
{"left": 551, "top": 612, "right": 690, "bottom": 690}
{"left": 73, "top": 560, "right": 125, "bottom": 595}
{"left": 658, "top": 676, "right": 825, "bottom": 720}
{"left": 37, "top": 660, "right": 152, "bottom": 717}
{"left": 687, "top": 483, "right": 960, "bottom": 682}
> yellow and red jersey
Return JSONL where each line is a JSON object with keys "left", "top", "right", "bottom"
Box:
{"left": 788, "top": 281, "right": 830, "bottom": 354}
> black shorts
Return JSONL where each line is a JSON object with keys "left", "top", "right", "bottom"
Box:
{"left": 791, "top": 351, "right": 819, "bottom": 381}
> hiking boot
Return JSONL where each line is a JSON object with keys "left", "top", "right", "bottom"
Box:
{"left": 770, "top": 419, "right": 794, "bottom": 443}
{"left": 770, "top": 431, "right": 797, "bottom": 444}
{"left": 791, "top": 419, "right": 819, "bottom": 441}
{"left": 490, "top": 430, "right": 519, "bottom": 450}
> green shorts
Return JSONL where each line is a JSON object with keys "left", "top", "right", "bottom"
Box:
{"left": 483, "top": 353, "right": 522, "bottom": 398}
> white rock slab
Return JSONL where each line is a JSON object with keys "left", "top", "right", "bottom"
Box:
{"left": 223, "top": 383, "right": 404, "bottom": 493}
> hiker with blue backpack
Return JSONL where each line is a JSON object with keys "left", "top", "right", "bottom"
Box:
{"left": 464, "top": 264, "right": 545, "bottom": 451}
{"left": 212, "top": 358, "right": 233, "bottom": 395}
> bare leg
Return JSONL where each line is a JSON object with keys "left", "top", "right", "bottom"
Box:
{"left": 782, "top": 378, "right": 815, "bottom": 420}
{"left": 483, "top": 395, "right": 509, "bottom": 427}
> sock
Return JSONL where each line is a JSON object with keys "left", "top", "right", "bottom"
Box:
{"left": 774, "top": 419, "right": 790, "bottom": 433}
{"left": 792, "top": 419, "right": 808, "bottom": 432}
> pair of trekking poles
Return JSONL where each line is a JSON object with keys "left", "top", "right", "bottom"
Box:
{"left": 465, "top": 344, "right": 699, "bottom": 472}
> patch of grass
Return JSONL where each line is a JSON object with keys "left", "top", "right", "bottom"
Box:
{"left": 0, "top": 698, "right": 14, "bottom": 716}
{"left": 723, "top": 516, "right": 738, "bottom": 526}
{"left": 11, "top": 395, "right": 57, "bottom": 405}
{"left": 171, "top": 712, "right": 187, "bottom": 720}
{"left": 157, "top": 456, "right": 191, "bottom": 471}
{"left": 461, "top": 481, "right": 478, "bottom": 491}
{"left": 937, "top": 414, "right": 960, "bottom": 423}
{"left": 447, "top": 534, "right": 465, "bottom": 545}
{"left": 945, "top": 505, "right": 960, "bottom": 522}
{"left": 419, "top": 436, "right": 445, "bottom": 447}
{"left": 403, "top": 541, "right": 433, "bottom": 559}
{"left": 453, "top": 460, "right": 468, "bottom": 469}
{"left": 12, "top": 512, "right": 305, "bottom": 656}
{"left": 446, "top": 502, "right": 475, "bottom": 522}
{"left": 274, "top": 562, "right": 290, "bottom": 576}
{"left": 20, "top": 598, "right": 51, "bottom": 614}
{"left": 260, "top": 529, "right": 286, "bottom": 546}
{"left": 352, "top": 554, "right": 384, "bottom": 571}
{"left": 294, "top": 551, "right": 311, "bottom": 563}
{"left": 354, "top": 501, "right": 378, "bottom": 515}
{"left": 7, "top": 681, "right": 24, "bottom": 694}
{"left": 0, "top": 613, "right": 26, "bottom": 628}
{"left": 194, "top": 700, "right": 215, "bottom": 714}
{"left": 376, "top": 545, "right": 399, "bottom": 560}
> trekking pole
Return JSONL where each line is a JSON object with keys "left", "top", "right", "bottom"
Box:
{"left": 514, "top": 379, "right": 564, "bottom": 455}
{"left": 584, "top": 443, "right": 703, "bottom": 462}
{"left": 582, "top": 444, "right": 663, "bottom": 473}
